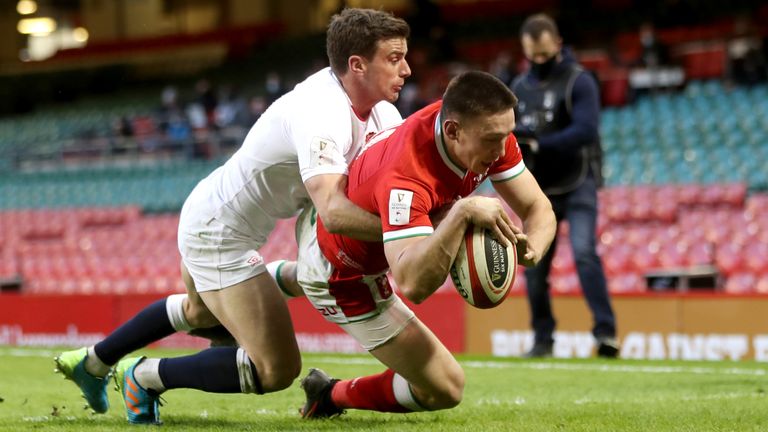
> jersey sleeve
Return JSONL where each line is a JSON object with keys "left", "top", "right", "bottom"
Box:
{"left": 489, "top": 133, "right": 526, "bottom": 183}
{"left": 375, "top": 178, "right": 435, "bottom": 243}
{"left": 373, "top": 101, "right": 404, "bottom": 128}
{"left": 292, "top": 99, "right": 353, "bottom": 182}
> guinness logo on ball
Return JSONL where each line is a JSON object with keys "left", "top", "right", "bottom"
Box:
{"left": 484, "top": 231, "right": 508, "bottom": 291}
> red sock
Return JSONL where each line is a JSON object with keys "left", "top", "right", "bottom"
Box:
{"left": 330, "top": 369, "right": 410, "bottom": 413}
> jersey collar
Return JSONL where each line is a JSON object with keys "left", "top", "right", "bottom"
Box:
{"left": 329, "top": 68, "right": 371, "bottom": 122}
{"left": 434, "top": 111, "right": 467, "bottom": 178}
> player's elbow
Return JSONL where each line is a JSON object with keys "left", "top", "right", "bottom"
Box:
{"left": 394, "top": 273, "right": 443, "bottom": 304}
{"left": 397, "top": 281, "right": 426, "bottom": 304}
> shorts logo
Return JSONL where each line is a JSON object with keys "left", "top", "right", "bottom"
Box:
{"left": 389, "top": 189, "right": 413, "bottom": 226}
{"left": 246, "top": 254, "right": 263, "bottom": 267}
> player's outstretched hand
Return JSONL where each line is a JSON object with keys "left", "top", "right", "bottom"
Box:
{"left": 513, "top": 233, "right": 540, "bottom": 267}
{"left": 458, "top": 196, "right": 521, "bottom": 247}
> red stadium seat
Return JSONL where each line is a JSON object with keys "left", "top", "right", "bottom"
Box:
{"left": 745, "top": 194, "right": 768, "bottom": 222}
{"left": 602, "top": 244, "right": 632, "bottom": 276}
{"left": 755, "top": 275, "right": 768, "bottom": 294}
{"left": 608, "top": 272, "right": 645, "bottom": 293}
{"left": 550, "top": 243, "right": 575, "bottom": 276}
{"left": 651, "top": 198, "right": 678, "bottom": 223}
{"left": 656, "top": 243, "right": 687, "bottom": 268}
{"left": 683, "top": 241, "right": 715, "bottom": 267}
{"left": 510, "top": 271, "right": 526, "bottom": 294}
{"left": 676, "top": 43, "right": 726, "bottom": 80}
{"left": 715, "top": 242, "right": 746, "bottom": 277}
{"left": 627, "top": 245, "right": 659, "bottom": 273}
{"left": 724, "top": 272, "right": 756, "bottom": 294}
{"left": 550, "top": 273, "right": 581, "bottom": 294}
{"left": 743, "top": 243, "right": 768, "bottom": 275}
{"left": 677, "top": 184, "right": 703, "bottom": 206}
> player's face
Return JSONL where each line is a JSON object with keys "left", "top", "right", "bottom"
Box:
{"left": 454, "top": 109, "right": 515, "bottom": 174}
{"left": 362, "top": 38, "right": 411, "bottom": 103}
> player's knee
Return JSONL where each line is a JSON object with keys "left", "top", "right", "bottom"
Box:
{"left": 437, "top": 372, "right": 465, "bottom": 409}
{"left": 256, "top": 356, "right": 302, "bottom": 392}
{"left": 423, "top": 368, "right": 465, "bottom": 410}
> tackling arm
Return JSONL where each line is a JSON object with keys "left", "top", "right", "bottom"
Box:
{"left": 304, "top": 174, "right": 382, "bottom": 242}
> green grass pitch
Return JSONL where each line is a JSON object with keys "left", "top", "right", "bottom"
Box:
{"left": 0, "top": 347, "right": 766, "bottom": 431}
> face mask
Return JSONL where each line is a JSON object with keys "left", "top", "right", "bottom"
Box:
{"left": 530, "top": 55, "right": 557, "bottom": 79}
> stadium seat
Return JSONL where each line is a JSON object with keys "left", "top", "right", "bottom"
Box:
{"left": 550, "top": 243, "right": 575, "bottom": 276}
{"left": 723, "top": 272, "right": 756, "bottom": 294}
{"left": 755, "top": 275, "right": 768, "bottom": 294}
{"left": 607, "top": 272, "right": 645, "bottom": 293}
{"left": 715, "top": 243, "right": 745, "bottom": 277}
{"left": 742, "top": 243, "right": 768, "bottom": 275}
{"left": 602, "top": 243, "right": 632, "bottom": 276}
{"left": 550, "top": 273, "right": 581, "bottom": 294}
{"left": 627, "top": 244, "right": 659, "bottom": 273}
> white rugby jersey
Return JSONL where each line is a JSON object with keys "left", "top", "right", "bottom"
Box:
{"left": 182, "top": 67, "right": 403, "bottom": 244}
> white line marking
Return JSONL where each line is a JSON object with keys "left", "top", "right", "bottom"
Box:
{"left": 5, "top": 349, "right": 767, "bottom": 377}
{"left": 311, "top": 356, "right": 768, "bottom": 377}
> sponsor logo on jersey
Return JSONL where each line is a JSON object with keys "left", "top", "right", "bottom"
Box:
{"left": 389, "top": 189, "right": 413, "bottom": 226}
{"left": 310, "top": 136, "right": 337, "bottom": 168}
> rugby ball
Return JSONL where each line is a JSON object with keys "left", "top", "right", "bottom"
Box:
{"left": 450, "top": 225, "right": 517, "bottom": 309}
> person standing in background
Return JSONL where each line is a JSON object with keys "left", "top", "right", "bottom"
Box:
{"left": 511, "top": 13, "right": 619, "bottom": 358}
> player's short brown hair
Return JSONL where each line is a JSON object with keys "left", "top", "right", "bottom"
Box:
{"left": 441, "top": 71, "right": 518, "bottom": 120}
{"left": 520, "top": 13, "right": 560, "bottom": 40}
{"left": 326, "top": 8, "right": 410, "bottom": 75}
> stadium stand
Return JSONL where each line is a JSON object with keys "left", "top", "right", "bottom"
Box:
{"left": 0, "top": 2, "right": 766, "bottom": 299}
{"left": 0, "top": 206, "right": 298, "bottom": 296}
{"left": 3, "top": 180, "right": 766, "bottom": 296}
{"left": 601, "top": 81, "right": 768, "bottom": 189}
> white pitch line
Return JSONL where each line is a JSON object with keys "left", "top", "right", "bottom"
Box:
{"left": 4, "top": 349, "right": 767, "bottom": 377}
{"left": 462, "top": 360, "right": 768, "bottom": 376}
{"left": 1, "top": 348, "right": 57, "bottom": 358}
{"left": 311, "top": 356, "right": 768, "bottom": 377}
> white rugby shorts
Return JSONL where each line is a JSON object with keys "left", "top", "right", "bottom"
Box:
{"left": 178, "top": 195, "right": 267, "bottom": 293}
{"left": 295, "top": 207, "right": 415, "bottom": 350}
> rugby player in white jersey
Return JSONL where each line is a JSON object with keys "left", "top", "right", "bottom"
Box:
{"left": 54, "top": 8, "right": 410, "bottom": 424}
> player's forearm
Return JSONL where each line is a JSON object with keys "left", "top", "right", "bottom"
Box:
{"left": 521, "top": 197, "right": 557, "bottom": 265}
{"left": 321, "top": 195, "right": 382, "bottom": 242}
{"left": 392, "top": 205, "right": 469, "bottom": 303}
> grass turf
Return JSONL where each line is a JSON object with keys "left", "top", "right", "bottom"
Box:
{"left": 0, "top": 347, "right": 766, "bottom": 431}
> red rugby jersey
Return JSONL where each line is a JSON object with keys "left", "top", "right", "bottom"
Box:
{"left": 317, "top": 101, "right": 525, "bottom": 277}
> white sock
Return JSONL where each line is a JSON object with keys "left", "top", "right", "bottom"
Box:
{"left": 133, "top": 358, "right": 165, "bottom": 393}
{"left": 266, "top": 260, "right": 294, "bottom": 298}
{"left": 392, "top": 373, "right": 426, "bottom": 411}
{"left": 166, "top": 293, "right": 194, "bottom": 332}
{"left": 85, "top": 346, "right": 111, "bottom": 378}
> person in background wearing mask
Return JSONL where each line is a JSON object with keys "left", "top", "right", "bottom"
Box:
{"left": 511, "top": 13, "right": 619, "bottom": 359}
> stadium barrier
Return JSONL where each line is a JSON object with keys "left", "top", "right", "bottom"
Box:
{"left": 3, "top": 289, "right": 768, "bottom": 361}
{"left": 469, "top": 293, "right": 768, "bottom": 361}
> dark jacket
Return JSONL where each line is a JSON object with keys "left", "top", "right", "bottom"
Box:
{"left": 512, "top": 47, "right": 603, "bottom": 195}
